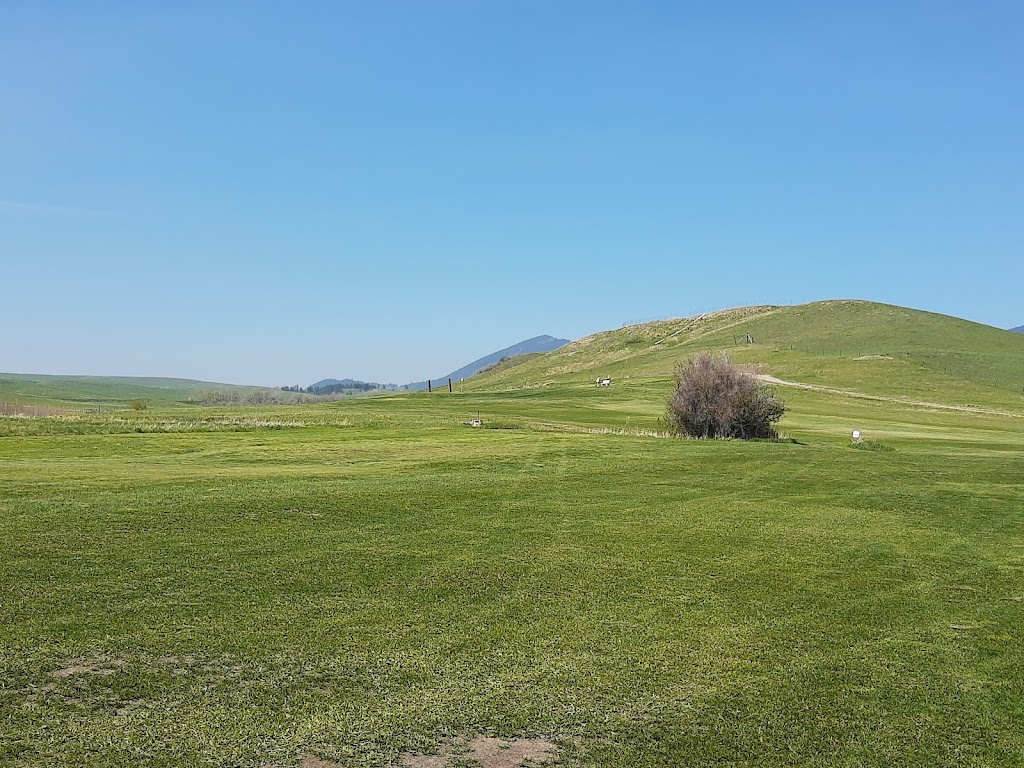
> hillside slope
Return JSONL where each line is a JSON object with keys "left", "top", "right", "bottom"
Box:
{"left": 466, "top": 301, "right": 1024, "bottom": 411}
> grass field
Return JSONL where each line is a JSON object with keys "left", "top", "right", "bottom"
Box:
{"left": 2, "top": 302, "right": 1023, "bottom": 767}
{"left": 0, "top": 373, "right": 268, "bottom": 409}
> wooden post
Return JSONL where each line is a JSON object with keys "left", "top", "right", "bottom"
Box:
{"left": 428, "top": 380, "right": 432, "bottom": 393}
{"left": 448, "top": 378, "right": 453, "bottom": 393}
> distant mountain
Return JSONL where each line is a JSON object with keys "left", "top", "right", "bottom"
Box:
{"left": 1012, "top": 326, "right": 1024, "bottom": 333}
{"left": 407, "top": 335, "right": 570, "bottom": 390}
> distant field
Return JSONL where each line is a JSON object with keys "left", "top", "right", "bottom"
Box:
{"left": 2, "top": 302, "right": 1023, "bottom": 767}
{"left": 0, "top": 373, "right": 267, "bottom": 409}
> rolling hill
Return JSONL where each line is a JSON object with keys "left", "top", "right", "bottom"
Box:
{"left": 465, "top": 300, "right": 1024, "bottom": 412}
{"left": 1012, "top": 325, "right": 1023, "bottom": 333}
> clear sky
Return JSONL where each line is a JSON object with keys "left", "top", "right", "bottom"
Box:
{"left": 2, "top": 1, "right": 1021, "bottom": 386}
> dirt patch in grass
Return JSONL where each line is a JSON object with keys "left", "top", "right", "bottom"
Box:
{"left": 115, "top": 698, "right": 146, "bottom": 716}
{"left": 300, "top": 758, "right": 345, "bottom": 768}
{"left": 51, "top": 657, "right": 125, "bottom": 678}
{"left": 18, "top": 657, "right": 134, "bottom": 712}
{"left": 400, "top": 735, "right": 556, "bottom": 768}
{"left": 465, "top": 736, "right": 556, "bottom": 767}
{"left": 400, "top": 746, "right": 452, "bottom": 768}
{"left": 156, "top": 654, "right": 197, "bottom": 676}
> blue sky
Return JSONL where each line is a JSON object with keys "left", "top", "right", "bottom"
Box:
{"left": 2, "top": 1, "right": 1021, "bottom": 385}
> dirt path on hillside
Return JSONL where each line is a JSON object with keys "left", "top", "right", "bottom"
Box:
{"left": 755, "top": 374, "right": 1024, "bottom": 418}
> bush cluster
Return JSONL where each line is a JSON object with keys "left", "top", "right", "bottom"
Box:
{"left": 195, "top": 388, "right": 351, "bottom": 406}
{"left": 666, "top": 352, "right": 785, "bottom": 439}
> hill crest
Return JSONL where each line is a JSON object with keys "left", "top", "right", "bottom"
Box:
{"left": 467, "top": 300, "right": 1024, "bottom": 411}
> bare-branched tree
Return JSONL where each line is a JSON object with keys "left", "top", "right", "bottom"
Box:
{"left": 666, "top": 352, "right": 785, "bottom": 439}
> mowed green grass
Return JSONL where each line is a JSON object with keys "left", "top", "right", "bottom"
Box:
{"left": 1, "top": 386, "right": 1023, "bottom": 767}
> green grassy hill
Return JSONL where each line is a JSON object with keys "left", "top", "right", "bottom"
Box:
{"left": 467, "top": 300, "right": 1024, "bottom": 411}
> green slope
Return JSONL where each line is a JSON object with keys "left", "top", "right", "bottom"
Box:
{"left": 467, "top": 300, "right": 1024, "bottom": 411}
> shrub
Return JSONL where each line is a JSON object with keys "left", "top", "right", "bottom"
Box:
{"left": 130, "top": 399, "right": 149, "bottom": 411}
{"left": 244, "top": 390, "right": 277, "bottom": 406}
{"left": 666, "top": 352, "right": 785, "bottom": 439}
